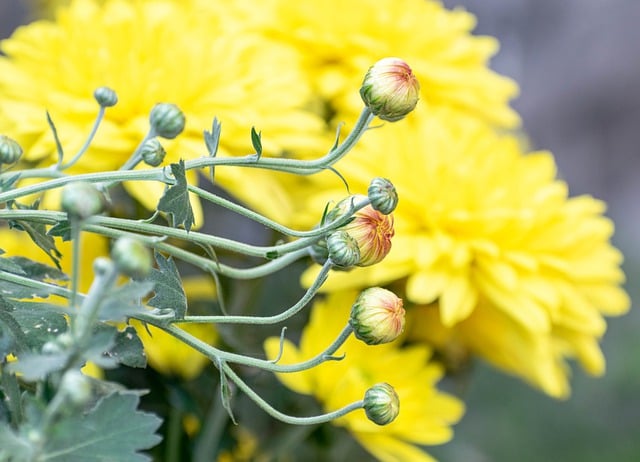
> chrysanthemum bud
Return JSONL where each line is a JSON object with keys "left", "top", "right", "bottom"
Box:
{"left": 59, "top": 370, "right": 92, "bottom": 407}
{"left": 327, "top": 230, "right": 361, "bottom": 268}
{"left": 363, "top": 382, "right": 400, "bottom": 426}
{"left": 350, "top": 287, "right": 405, "bottom": 345}
{"left": 0, "top": 135, "right": 23, "bottom": 164}
{"left": 61, "top": 182, "right": 105, "bottom": 219}
{"left": 149, "top": 103, "right": 185, "bottom": 139}
{"left": 326, "top": 195, "right": 394, "bottom": 267}
{"left": 368, "top": 177, "right": 398, "bottom": 215}
{"left": 93, "top": 86, "right": 118, "bottom": 107}
{"left": 360, "top": 57, "right": 420, "bottom": 122}
{"left": 140, "top": 137, "right": 166, "bottom": 167}
{"left": 111, "top": 237, "right": 152, "bottom": 280}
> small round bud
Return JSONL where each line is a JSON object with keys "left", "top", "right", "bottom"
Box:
{"left": 325, "top": 195, "right": 394, "bottom": 267}
{"left": 0, "top": 135, "right": 23, "bottom": 164}
{"left": 350, "top": 287, "right": 405, "bottom": 345}
{"left": 368, "top": 177, "right": 398, "bottom": 215}
{"left": 111, "top": 237, "right": 153, "bottom": 279}
{"left": 60, "top": 182, "right": 105, "bottom": 219}
{"left": 360, "top": 57, "right": 420, "bottom": 122}
{"left": 59, "top": 370, "right": 92, "bottom": 407}
{"left": 41, "top": 340, "right": 64, "bottom": 355}
{"left": 327, "top": 231, "right": 361, "bottom": 268}
{"left": 93, "top": 86, "right": 118, "bottom": 107}
{"left": 140, "top": 137, "right": 166, "bottom": 167}
{"left": 149, "top": 103, "right": 185, "bottom": 139}
{"left": 363, "top": 383, "right": 400, "bottom": 426}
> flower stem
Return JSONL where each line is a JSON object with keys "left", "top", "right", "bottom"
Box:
{"left": 221, "top": 361, "right": 364, "bottom": 425}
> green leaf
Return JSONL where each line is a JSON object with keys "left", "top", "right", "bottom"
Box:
{"left": 6, "top": 301, "right": 69, "bottom": 350}
{"left": 47, "top": 220, "right": 72, "bottom": 241}
{"left": 217, "top": 361, "right": 237, "bottom": 425}
{"left": 147, "top": 252, "right": 187, "bottom": 319}
{"left": 0, "top": 172, "right": 20, "bottom": 192}
{"left": 80, "top": 324, "right": 118, "bottom": 369}
{"left": 108, "top": 326, "right": 147, "bottom": 368}
{"left": 157, "top": 160, "right": 195, "bottom": 232}
{"left": 0, "top": 305, "right": 28, "bottom": 357}
{"left": 250, "top": 126, "right": 262, "bottom": 158}
{"left": 46, "top": 111, "right": 64, "bottom": 166}
{"left": 0, "top": 425, "right": 34, "bottom": 462}
{"left": 7, "top": 352, "right": 70, "bottom": 381}
{"left": 98, "top": 281, "right": 155, "bottom": 322}
{"left": 9, "top": 219, "right": 62, "bottom": 269}
{"left": 9, "top": 257, "right": 68, "bottom": 283}
{"left": 204, "top": 118, "right": 222, "bottom": 184}
{"left": 41, "top": 392, "right": 162, "bottom": 462}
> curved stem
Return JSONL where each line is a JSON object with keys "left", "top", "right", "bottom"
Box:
{"left": 221, "top": 361, "right": 364, "bottom": 425}
{"left": 178, "top": 260, "right": 332, "bottom": 325}
{"left": 188, "top": 184, "right": 369, "bottom": 238}
{"left": 59, "top": 107, "right": 106, "bottom": 170}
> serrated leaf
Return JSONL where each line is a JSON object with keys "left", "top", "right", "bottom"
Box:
{"left": 250, "top": 126, "right": 262, "bottom": 158}
{"left": 41, "top": 392, "right": 162, "bottom": 462}
{"left": 8, "top": 257, "right": 68, "bottom": 283}
{"left": 80, "top": 324, "right": 118, "bottom": 369}
{"left": 0, "top": 256, "right": 25, "bottom": 274}
{"left": 7, "top": 301, "right": 69, "bottom": 350}
{"left": 147, "top": 253, "right": 187, "bottom": 319}
{"left": 7, "top": 352, "right": 70, "bottom": 381}
{"left": 46, "top": 111, "right": 64, "bottom": 166}
{"left": 0, "top": 308, "right": 28, "bottom": 357}
{"left": 107, "top": 326, "right": 146, "bottom": 368}
{"left": 9, "top": 220, "right": 62, "bottom": 269}
{"left": 98, "top": 281, "right": 155, "bottom": 322}
{"left": 157, "top": 160, "right": 195, "bottom": 232}
{"left": 47, "top": 220, "right": 72, "bottom": 241}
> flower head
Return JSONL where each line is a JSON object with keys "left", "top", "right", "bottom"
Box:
{"left": 300, "top": 112, "right": 630, "bottom": 397}
{"left": 368, "top": 177, "right": 398, "bottom": 215}
{"left": 149, "top": 103, "right": 185, "bottom": 140}
{"left": 360, "top": 57, "right": 420, "bottom": 122}
{"left": 264, "top": 290, "right": 464, "bottom": 461}
{"left": 325, "top": 195, "right": 394, "bottom": 267}
{"left": 350, "top": 287, "right": 405, "bottom": 345}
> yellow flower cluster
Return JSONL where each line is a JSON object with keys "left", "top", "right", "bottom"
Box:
{"left": 1, "top": 0, "right": 630, "bottom": 459}
{"left": 297, "top": 111, "right": 630, "bottom": 398}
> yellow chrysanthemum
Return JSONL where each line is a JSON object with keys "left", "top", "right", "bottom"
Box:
{"left": 261, "top": 0, "right": 520, "bottom": 128}
{"left": 298, "top": 109, "right": 630, "bottom": 397}
{"left": 264, "top": 290, "right": 464, "bottom": 462}
{"left": 0, "top": 0, "right": 325, "bottom": 222}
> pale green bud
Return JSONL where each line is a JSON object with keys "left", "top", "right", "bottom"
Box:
{"left": 368, "top": 177, "right": 398, "bottom": 215}
{"left": 363, "top": 382, "right": 400, "bottom": 425}
{"left": 111, "top": 237, "right": 152, "bottom": 280}
{"left": 149, "top": 103, "right": 185, "bottom": 139}
{"left": 140, "top": 137, "right": 166, "bottom": 167}
{"left": 93, "top": 86, "right": 118, "bottom": 107}
{"left": 59, "top": 370, "right": 92, "bottom": 407}
{"left": 0, "top": 135, "right": 23, "bottom": 164}
{"left": 360, "top": 57, "right": 420, "bottom": 122}
{"left": 60, "top": 182, "right": 105, "bottom": 219}
{"left": 327, "top": 230, "right": 361, "bottom": 268}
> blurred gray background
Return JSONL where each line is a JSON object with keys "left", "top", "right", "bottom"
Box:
{"left": 2, "top": 1, "right": 638, "bottom": 460}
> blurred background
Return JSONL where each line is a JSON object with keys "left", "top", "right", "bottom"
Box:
{"left": 1, "top": 0, "right": 638, "bottom": 460}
